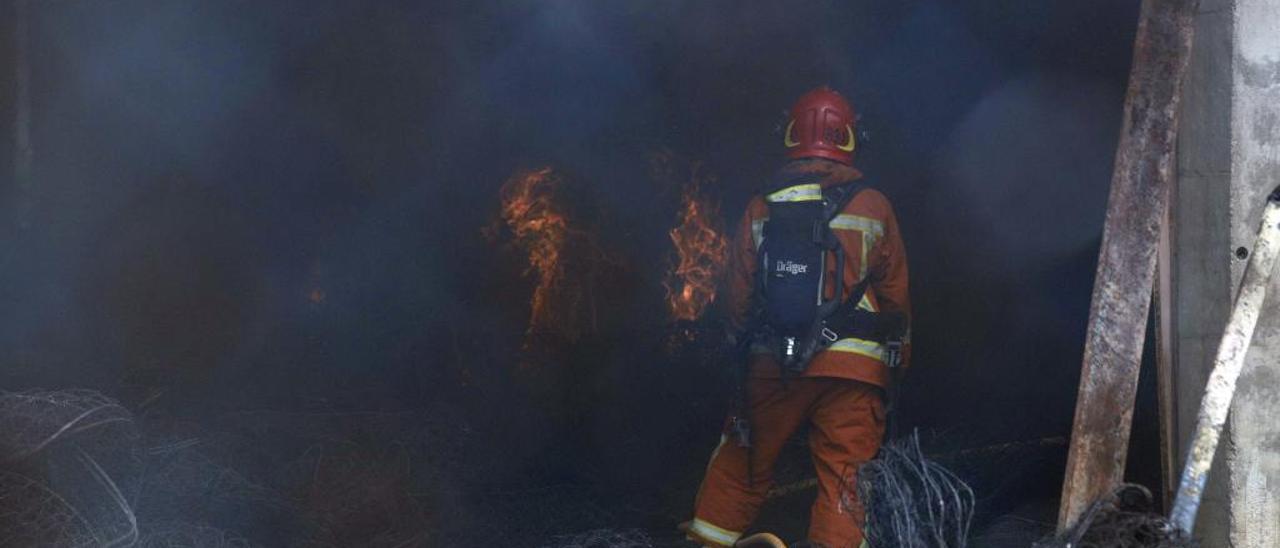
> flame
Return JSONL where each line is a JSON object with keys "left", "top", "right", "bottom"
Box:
{"left": 664, "top": 166, "right": 729, "bottom": 323}
{"left": 492, "top": 167, "right": 598, "bottom": 342}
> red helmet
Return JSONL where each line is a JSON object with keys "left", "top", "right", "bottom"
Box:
{"left": 783, "top": 86, "right": 857, "bottom": 165}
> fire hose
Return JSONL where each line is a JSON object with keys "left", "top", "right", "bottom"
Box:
{"left": 1169, "top": 185, "right": 1280, "bottom": 534}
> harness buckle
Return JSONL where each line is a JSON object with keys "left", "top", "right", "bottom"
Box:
{"left": 731, "top": 416, "right": 752, "bottom": 448}
{"left": 821, "top": 327, "right": 839, "bottom": 343}
{"left": 885, "top": 339, "right": 904, "bottom": 368}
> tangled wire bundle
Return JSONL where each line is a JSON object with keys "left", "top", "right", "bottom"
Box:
{"left": 0, "top": 389, "right": 136, "bottom": 460}
{"left": 1035, "top": 484, "right": 1197, "bottom": 548}
{"left": 0, "top": 388, "right": 680, "bottom": 546}
{"left": 0, "top": 390, "right": 285, "bottom": 547}
{"left": 855, "top": 433, "right": 976, "bottom": 548}
{"left": 0, "top": 471, "right": 98, "bottom": 546}
{"left": 136, "top": 522, "right": 254, "bottom": 548}
{"left": 0, "top": 389, "right": 141, "bottom": 547}
{"left": 543, "top": 527, "right": 657, "bottom": 548}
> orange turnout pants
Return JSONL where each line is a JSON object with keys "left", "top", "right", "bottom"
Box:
{"left": 688, "top": 377, "right": 884, "bottom": 548}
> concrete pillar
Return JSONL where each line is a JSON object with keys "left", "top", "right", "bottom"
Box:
{"left": 1226, "top": 1, "right": 1280, "bottom": 545}
{"left": 1174, "top": 0, "right": 1280, "bottom": 545}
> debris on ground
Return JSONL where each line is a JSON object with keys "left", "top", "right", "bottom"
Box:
{"left": 1035, "top": 484, "right": 1197, "bottom": 548}
{"left": 856, "top": 432, "right": 976, "bottom": 548}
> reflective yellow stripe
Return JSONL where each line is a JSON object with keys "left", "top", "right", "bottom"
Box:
{"left": 829, "top": 214, "right": 884, "bottom": 236}
{"left": 828, "top": 337, "right": 885, "bottom": 361}
{"left": 688, "top": 518, "right": 741, "bottom": 547}
{"left": 705, "top": 434, "right": 727, "bottom": 472}
{"left": 829, "top": 214, "right": 883, "bottom": 279}
{"left": 751, "top": 218, "right": 767, "bottom": 249}
{"left": 766, "top": 184, "right": 823, "bottom": 202}
{"left": 857, "top": 292, "right": 877, "bottom": 312}
{"left": 753, "top": 337, "right": 885, "bottom": 360}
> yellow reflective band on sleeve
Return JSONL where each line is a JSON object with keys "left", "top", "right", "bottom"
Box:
{"left": 688, "top": 518, "right": 741, "bottom": 547}
{"left": 828, "top": 337, "right": 885, "bottom": 361}
{"left": 766, "top": 184, "right": 823, "bottom": 203}
{"left": 857, "top": 292, "right": 877, "bottom": 312}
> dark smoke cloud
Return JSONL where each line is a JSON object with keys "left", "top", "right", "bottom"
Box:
{"left": 1, "top": 0, "right": 1145, "bottom": 542}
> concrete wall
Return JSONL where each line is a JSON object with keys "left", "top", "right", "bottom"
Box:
{"left": 1174, "top": 0, "right": 1280, "bottom": 545}
{"left": 1173, "top": 0, "right": 1235, "bottom": 544}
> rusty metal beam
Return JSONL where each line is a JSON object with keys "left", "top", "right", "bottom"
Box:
{"left": 1058, "top": 0, "right": 1199, "bottom": 531}
{"left": 1155, "top": 201, "right": 1178, "bottom": 513}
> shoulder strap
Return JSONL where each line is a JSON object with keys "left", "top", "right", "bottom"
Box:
{"left": 822, "top": 182, "right": 865, "bottom": 223}
{"left": 823, "top": 182, "right": 871, "bottom": 306}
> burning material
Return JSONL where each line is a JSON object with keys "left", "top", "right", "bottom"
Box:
{"left": 658, "top": 158, "right": 729, "bottom": 324}
{"left": 666, "top": 182, "right": 729, "bottom": 322}
{"left": 497, "top": 167, "right": 569, "bottom": 335}
{"left": 490, "top": 167, "right": 603, "bottom": 343}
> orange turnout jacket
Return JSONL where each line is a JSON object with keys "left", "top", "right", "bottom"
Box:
{"left": 688, "top": 158, "right": 910, "bottom": 548}
{"left": 727, "top": 158, "right": 911, "bottom": 385}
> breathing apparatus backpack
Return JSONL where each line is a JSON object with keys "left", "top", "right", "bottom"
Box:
{"left": 751, "top": 175, "right": 906, "bottom": 373}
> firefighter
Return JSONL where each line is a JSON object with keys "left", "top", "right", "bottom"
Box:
{"left": 685, "top": 86, "right": 911, "bottom": 548}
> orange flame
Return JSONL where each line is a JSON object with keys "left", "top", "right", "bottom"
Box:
{"left": 496, "top": 167, "right": 569, "bottom": 337}
{"left": 493, "top": 167, "right": 603, "bottom": 343}
{"left": 665, "top": 167, "right": 729, "bottom": 323}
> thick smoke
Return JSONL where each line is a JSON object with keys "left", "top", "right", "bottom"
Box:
{"left": 1, "top": 0, "right": 1147, "bottom": 544}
